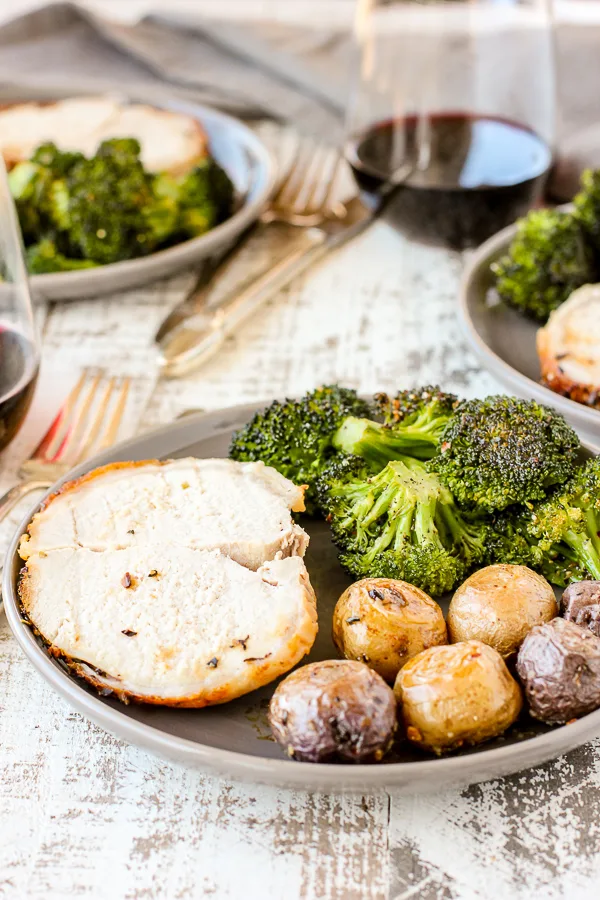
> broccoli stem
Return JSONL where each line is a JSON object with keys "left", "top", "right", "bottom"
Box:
{"left": 436, "top": 503, "right": 485, "bottom": 566}
{"left": 562, "top": 528, "right": 600, "bottom": 580}
{"left": 332, "top": 417, "right": 440, "bottom": 466}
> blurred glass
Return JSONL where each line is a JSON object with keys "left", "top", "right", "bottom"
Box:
{"left": 0, "top": 156, "right": 40, "bottom": 451}
{"left": 344, "top": 0, "right": 556, "bottom": 248}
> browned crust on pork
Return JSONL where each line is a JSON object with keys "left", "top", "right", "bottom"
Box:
{"left": 537, "top": 329, "right": 600, "bottom": 409}
{"left": 18, "top": 460, "right": 164, "bottom": 560}
{"left": 18, "top": 556, "right": 317, "bottom": 708}
{"left": 39, "top": 460, "right": 163, "bottom": 513}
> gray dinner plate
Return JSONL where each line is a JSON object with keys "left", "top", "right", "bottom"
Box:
{"left": 1, "top": 87, "right": 276, "bottom": 301}
{"left": 4, "top": 404, "right": 600, "bottom": 793}
{"left": 459, "top": 219, "right": 600, "bottom": 443}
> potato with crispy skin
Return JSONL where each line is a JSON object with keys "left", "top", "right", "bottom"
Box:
{"left": 333, "top": 578, "right": 447, "bottom": 683}
{"left": 395, "top": 641, "right": 522, "bottom": 755}
{"left": 447, "top": 564, "right": 557, "bottom": 658}
{"left": 517, "top": 617, "right": 600, "bottom": 724}
{"left": 268, "top": 660, "right": 397, "bottom": 763}
{"left": 560, "top": 581, "right": 600, "bottom": 637}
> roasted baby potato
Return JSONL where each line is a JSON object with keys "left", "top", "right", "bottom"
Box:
{"left": 516, "top": 617, "right": 600, "bottom": 724}
{"left": 268, "top": 659, "right": 397, "bottom": 763}
{"left": 447, "top": 564, "right": 557, "bottom": 658}
{"left": 560, "top": 581, "right": 600, "bottom": 638}
{"left": 333, "top": 578, "right": 447, "bottom": 683}
{"left": 394, "top": 640, "right": 523, "bottom": 755}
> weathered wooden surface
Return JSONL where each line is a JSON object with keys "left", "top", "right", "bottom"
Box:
{"left": 1, "top": 222, "right": 599, "bottom": 900}
{"left": 2, "top": 2, "right": 600, "bottom": 897}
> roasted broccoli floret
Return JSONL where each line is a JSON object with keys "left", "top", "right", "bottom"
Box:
{"left": 574, "top": 169, "right": 600, "bottom": 248}
{"left": 9, "top": 137, "right": 235, "bottom": 270}
{"left": 8, "top": 160, "right": 55, "bottom": 243}
{"left": 485, "top": 507, "right": 543, "bottom": 568}
{"left": 485, "top": 505, "right": 586, "bottom": 586}
{"left": 431, "top": 395, "right": 580, "bottom": 513}
{"left": 229, "top": 386, "right": 372, "bottom": 514}
{"left": 492, "top": 208, "right": 596, "bottom": 323}
{"left": 26, "top": 238, "right": 97, "bottom": 275}
{"left": 175, "top": 158, "right": 234, "bottom": 238}
{"left": 529, "top": 458, "right": 600, "bottom": 582}
{"left": 318, "top": 455, "right": 487, "bottom": 597}
{"left": 62, "top": 138, "right": 157, "bottom": 264}
{"left": 333, "top": 385, "right": 458, "bottom": 467}
{"left": 30, "top": 142, "right": 84, "bottom": 176}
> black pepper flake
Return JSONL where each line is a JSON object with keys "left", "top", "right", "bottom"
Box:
{"left": 346, "top": 616, "right": 361, "bottom": 624}
{"left": 127, "top": 529, "right": 135, "bottom": 535}
{"left": 148, "top": 569, "right": 158, "bottom": 578}
{"left": 368, "top": 588, "right": 385, "bottom": 601}
{"left": 207, "top": 657, "right": 219, "bottom": 668}
{"left": 244, "top": 653, "right": 272, "bottom": 662}
{"left": 121, "top": 572, "right": 132, "bottom": 589}
{"left": 231, "top": 635, "right": 250, "bottom": 650}
{"left": 121, "top": 629, "right": 137, "bottom": 637}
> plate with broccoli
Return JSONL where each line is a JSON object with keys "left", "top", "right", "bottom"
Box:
{"left": 3, "top": 96, "right": 275, "bottom": 300}
{"left": 7, "top": 385, "right": 600, "bottom": 792}
{"left": 460, "top": 172, "right": 600, "bottom": 439}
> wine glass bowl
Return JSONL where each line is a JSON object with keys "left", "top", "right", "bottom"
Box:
{"left": 0, "top": 155, "right": 40, "bottom": 451}
{"left": 345, "top": 0, "right": 556, "bottom": 249}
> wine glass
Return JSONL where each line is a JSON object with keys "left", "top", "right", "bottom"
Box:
{"left": 344, "top": 0, "right": 556, "bottom": 249}
{"left": 0, "top": 155, "right": 40, "bottom": 451}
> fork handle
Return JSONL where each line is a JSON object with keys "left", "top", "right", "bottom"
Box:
{"left": 159, "top": 229, "right": 327, "bottom": 377}
{"left": 0, "top": 480, "right": 52, "bottom": 523}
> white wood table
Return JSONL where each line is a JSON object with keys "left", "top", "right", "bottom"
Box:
{"left": 2, "top": 221, "right": 599, "bottom": 900}
{"left": 2, "top": 3, "right": 600, "bottom": 899}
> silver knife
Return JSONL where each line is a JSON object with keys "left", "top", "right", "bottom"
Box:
{"left": 156, "top": 196, "right": 373, "bottom": 378}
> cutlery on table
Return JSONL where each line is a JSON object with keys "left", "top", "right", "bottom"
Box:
{"left": 155, "top": 137, "right": 374, "bottom": 377}
{"left": 0, "top": 367, "right": 131, "bottom": 523}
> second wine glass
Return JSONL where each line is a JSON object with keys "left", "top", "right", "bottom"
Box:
{"left": 345, "top": 0, "right": 556, "bottom": 249}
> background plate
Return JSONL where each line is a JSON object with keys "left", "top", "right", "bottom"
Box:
{"left": 459, "top": 219, "right": 600, "bottom": 444}
{"left": 0, "top": 86, "right": 276, "bottom": 301}
{"left": 5, "top": 404, "right": 600, "bottom": 793}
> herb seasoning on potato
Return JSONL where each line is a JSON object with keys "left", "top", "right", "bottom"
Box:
{"left": 333, "top": 578, "right": 447, "bottom": 683}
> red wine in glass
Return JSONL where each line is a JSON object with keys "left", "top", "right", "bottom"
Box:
{"left": 0, "top": 324, "right": 38, "bottom": 451}
{"left": 345, "top": 113, "right": 553, "bottom": 249}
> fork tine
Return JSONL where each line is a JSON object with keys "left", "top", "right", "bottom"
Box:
{"left": 97, "top": 377, "right": 130, "bottom": 451}
{"left": 300, "top": 147, "right": 341, "bottom": 216}
{"left": 70, "top": 376, "right": 117, "bottom": 466}
{"left": 52, "top": 371, "right": 104, "bottom": 464}
{"left": 270, "top": 136, "right": 304, "bottom": 206}
{"left": 35, "top": 369, "right": 94, "bottom": 462}
{"left": 318, "top": 151, "right": 342, "bottom": 212}
{"left": 274, "top": 141, "right": 315, "bottom": 211}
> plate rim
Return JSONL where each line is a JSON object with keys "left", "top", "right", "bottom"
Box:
{"left": 5, "top": 403, "right": 600, "bottom": 792}
{"left": 458, "top": 215, "right": 600, "bottom": 434}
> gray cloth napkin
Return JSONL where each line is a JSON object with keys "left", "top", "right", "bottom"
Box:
{"left": 0, "top": 3, "right": 349, "bottom": 138}
{"left": 0, "top": 2, "right": 598, "bottom": 199}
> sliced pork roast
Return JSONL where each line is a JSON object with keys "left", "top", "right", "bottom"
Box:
{"left": 537, "top": 284, "right": 600, "bottom": 408}
{"left": 20, "top": 458, "right": 309, "bottom": 570}
{"left": 19, "top": 459, "right": 317, "bottom": 706}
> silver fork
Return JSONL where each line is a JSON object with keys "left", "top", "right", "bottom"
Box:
{"left": 0, "top": 367, "right": 131, "bottom": 521}
{"left": 155, "top": 135, "right": 345, "bottom": 370}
